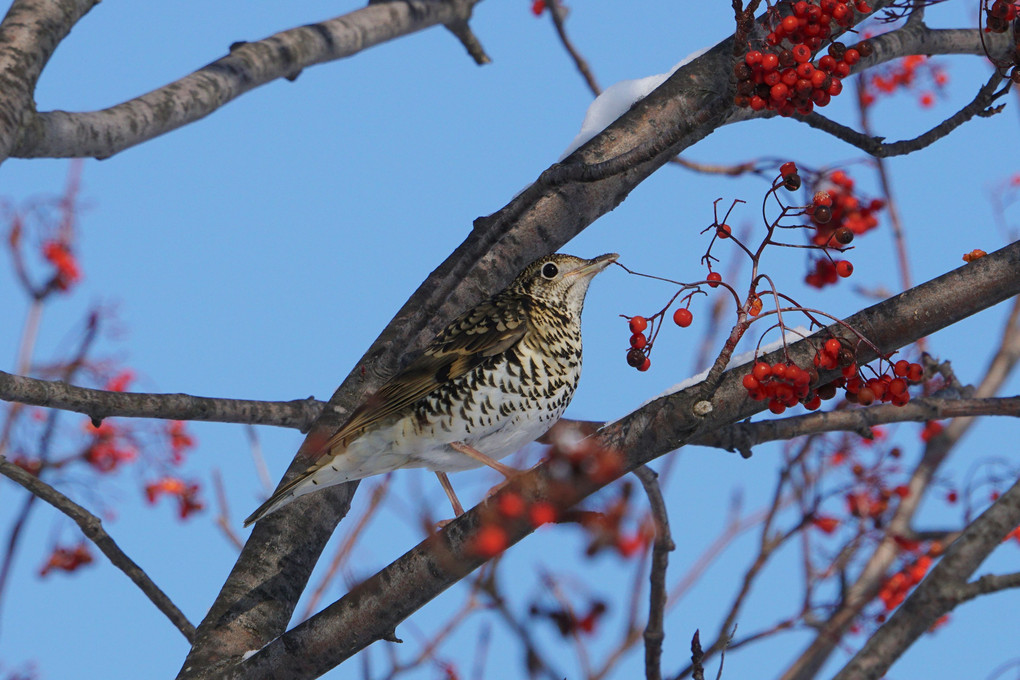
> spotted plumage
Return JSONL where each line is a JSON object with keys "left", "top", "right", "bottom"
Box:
{"left": 244, "top": 252, "right": 618, "bottom": 526}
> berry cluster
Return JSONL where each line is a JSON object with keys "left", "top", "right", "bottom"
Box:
{"left": 985, "top": 0, "right": 1019, "bottom": 34}
{"left": 39, "top": 542, "right": 93, "bottom": 577}
{"left": 42, "top": 239, "right": 81, "bottom": 292}
{"left": 733, "top": 0, "right": 874, "bottom": 117}
{"left": 861, "top": 55, "right": 949, "bottom": 108}
{"left": 743, "top": 360, "right": 820, "bottom": 413}
{"left": 878, "top": 554, "right": 933, "bottom": 611}
{"left": 743, "top": 338, "right": 926, "bottom": 413}
{"left": 625, "top": 308, "right": 697, "bottom": 372}
{"left": 808, "top": 170, "right": 883, "bottom": 247}
{"left": 840, "top": 358, "right": 923, "bottom": 407}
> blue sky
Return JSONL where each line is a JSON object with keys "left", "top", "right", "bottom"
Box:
{"left": 1, "top": 1, "right": 1018, "bottom": 679}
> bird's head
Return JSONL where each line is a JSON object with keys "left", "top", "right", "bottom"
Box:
{"left": 512, "top": 252, "right": 618, "bottom": 311}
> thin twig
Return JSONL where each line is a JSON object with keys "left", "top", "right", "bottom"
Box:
{"left": 801, "top": 70, "right": 1009, "bottom": 158}
{"left": 0, "top": 455, "right": 196, "bottom": 641}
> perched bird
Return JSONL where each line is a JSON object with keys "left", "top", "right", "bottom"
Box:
{"left": 244, "top": 252, "right": 618, "bottom": 526}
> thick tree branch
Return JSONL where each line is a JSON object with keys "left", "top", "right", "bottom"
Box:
{"left": 0, "top": 455, "right": 196, "bottom": 641}
{"left": 229, "top": 242, "right": 1020, "bottom": 679}
{"left": 0, "top": 0, "right": 100, "bottom": 160}
{"left": 9, "top": 0, "right": 483, "bottom": 160}
{"left": 832, "top": 475, "right": 1020, "bottom": 680}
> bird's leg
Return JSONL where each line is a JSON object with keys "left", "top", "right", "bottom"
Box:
{"left": 449, "top": 441, "right": 519, "bottom": 478}
{"left": 435, "top": 471, "right": 464, "bottom": 517}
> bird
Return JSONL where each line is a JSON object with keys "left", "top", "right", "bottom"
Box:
{"left": 244, "top": 252, "right": 618, "bottom": 527}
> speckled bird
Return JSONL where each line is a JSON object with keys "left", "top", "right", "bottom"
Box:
{"left": 244, "top": 252, "right": 618, "bottom": 526}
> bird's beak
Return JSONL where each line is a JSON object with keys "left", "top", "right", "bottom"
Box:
{"left": 570, "top": 253, "right": 619, "bottom": 278}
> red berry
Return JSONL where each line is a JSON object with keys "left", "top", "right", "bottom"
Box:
{"left": 673, "top": 308, "right": 693, "bottom": 327}
{"left": 497, "top": 492, "right": 526, "bottom": 518}
{"left": 813, "top": 190, "right": 833, "bottom": 207}
{"left": 706, "top": 272, "right": 722, "bottom": 288}
{"left": 471, "top": 525, "right": 509, "bottom": 558}
{"left": 907, "top": 363, "right": 924, "bottom": 382}
{"left": 792, "top": 43, "right": 811, "bottom": 63}
{"left": 825, "top": 338, "right": 842, "bottom": 355}
{"left": 770, "top": 83, "right": 790, "bottom": 101}
{"left": 716, "top": 223, "right": 732, "bottom": 238}
{"left": 781, "top": 15, "right": 799, "bottom": 33}
{"left": 893, "top": 359, "right": 910, "bottom": 377}
{"left": 630, "top": 333, "right": 647, "bottom": 349}
{"left": 529, "top": 502, "right": 557, "bottom": 526}
{"left": 742, "top": 374, "right": 760, "bottom": 390}
{"left": 761, "top": 52, "right": 780, "bottom": 71}
{"left": 836, "top": 260, "right": 853, "bottom": 277}
{"left": 638, "top": 357, "right": 651, "bottom": 372}
{"left": 843, "top": 48, "right": 860, "bottom": 65}
{"left": 780, "top": 161, "right": 798, "bottom": 177}
{"left": 629, "top": 316, "right": 647, "bottom": 333}
{"left": 746, "top": 50, "right": 763, "bottom": 65}
{"left": 753, "top": 361, "right": 772, "bottom": 380}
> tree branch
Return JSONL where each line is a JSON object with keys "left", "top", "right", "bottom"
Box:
{"left": 0, "top": 455, "right": 196, "bottom": 641}
{"left": 0, "top": 369, "right": 326, "bottom": 430}
{"left": 800, "top": 68, "right": 1009, "bottom": 158}
{"left": 832, "top": 475, "right": 1020, "bottom": 680}
{"left": 9, "top": 0, "right": 483, "bottom": 160}
{"left": 700, "top": 396, "right": 1020, "bottom": 455}
{"left": 0, "top": 0, "right": 100, "bottom": 160}
{"left": 634, "top": 466, "right": 675, "bottom": 680}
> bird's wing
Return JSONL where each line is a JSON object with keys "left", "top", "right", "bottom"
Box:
{"left": 322, "top": 297, "right": 529, "bottom": 452}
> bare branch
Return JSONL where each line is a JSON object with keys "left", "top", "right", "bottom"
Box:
{"left": 0, "top": 455, "right": 196, "bottom": 641}
{"left": 634, "top": 466, "right": 675, "bottom": 680}
{"left": 547, "top": 0, "right": 601, "bottom": 96}
{"left": 801, "top": 69, "right": 1009, "bottom": 158}
{"left": 0, "top": 369, "right": 326, "bottom": 430}
{"left": 9, "top": 0, "right": 483, "bottom": 160}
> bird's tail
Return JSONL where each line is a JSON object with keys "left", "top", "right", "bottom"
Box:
{"left": 243, "top": 455, "right": 348, "bottom": 527}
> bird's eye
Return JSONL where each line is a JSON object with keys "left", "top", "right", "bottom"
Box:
{"left": 541, "top": 262, "right": 559, "bottom": 279}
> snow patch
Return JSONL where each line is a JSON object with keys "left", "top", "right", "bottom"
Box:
{"left": 560, "top": 47, "right": 710, "bottom": 159}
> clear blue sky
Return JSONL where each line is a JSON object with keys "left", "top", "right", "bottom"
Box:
{"left": 1, "top": 1, "right": 1018, "bottom": 679}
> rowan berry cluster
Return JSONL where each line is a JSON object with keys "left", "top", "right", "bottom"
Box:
{"left": 623, "top": 301, "right": 703, "bottom": 372}
{"left": 985, "top": 0, "right": 1019, "bottom": 34}
{"left": 808, "top": 170, "right": 883, "bottom": 247}
{"left": 39, "top": 542, "right": 93, "bottom": 577}
{"left": 743, "top": 360, "right": 820, "bottom": 413}
{"left": 743, "top": 337, "right": 925, "bottom": 413}
{"left": 860, "top": 54, "right": 949, "bottom": 108}
{"left": 733, "top": 0, "right": 874, "bottom": 116}
{"left": 840, "top": 357, "right": 924, "bottom": 407}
